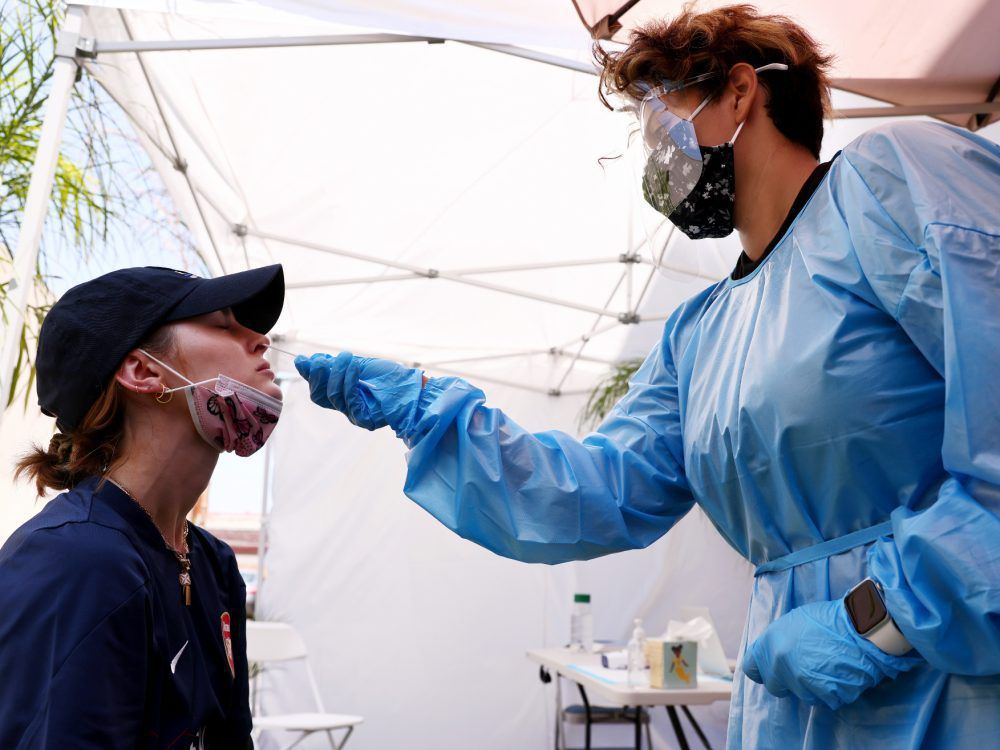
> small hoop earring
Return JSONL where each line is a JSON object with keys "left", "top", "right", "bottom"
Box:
{"left": 155, "top": 385, "right": 173, "bottom": 404}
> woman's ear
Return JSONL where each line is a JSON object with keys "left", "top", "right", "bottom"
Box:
{"left": 727, "top": 63, "right": 759, "bottom": 122}
{"left": 115, "top": 351, "right": 166, "bottom": 395}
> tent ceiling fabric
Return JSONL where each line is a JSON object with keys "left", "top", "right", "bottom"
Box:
{"left": 569, "top": 0, "right": 1000, "bottom": 130}
{"left": 80, "top": 0, "right": 592, "bottom": 47}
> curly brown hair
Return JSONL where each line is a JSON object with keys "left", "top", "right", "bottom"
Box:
{"left": 595, "top": 4, "right": 834, "bottom": 158}
{"left": 15, "top": 326, "right": 175, "bottom": 496}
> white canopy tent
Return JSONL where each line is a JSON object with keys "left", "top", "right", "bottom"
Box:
{"left": 3, "top": 1, "right": 998, "bottom": 747}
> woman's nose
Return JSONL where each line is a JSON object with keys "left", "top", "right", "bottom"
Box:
{"left": 251, "top": 333, "right": 270, "bottom": 354}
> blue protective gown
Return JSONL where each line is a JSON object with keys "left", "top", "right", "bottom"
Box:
{"left": 390, "top": 122, "right": 1000, "bottom": 748}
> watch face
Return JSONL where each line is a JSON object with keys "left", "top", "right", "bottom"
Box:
{"left": 846, "top": 579, "right": 888, "bottom": 635}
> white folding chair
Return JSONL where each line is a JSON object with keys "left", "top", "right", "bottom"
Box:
{"left": 246, "top": 621, "right": 363, "bottom": 750}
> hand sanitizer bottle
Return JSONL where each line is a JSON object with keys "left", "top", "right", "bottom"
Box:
{"left": 627, "top": 618, "right": 647, "bottom": 687}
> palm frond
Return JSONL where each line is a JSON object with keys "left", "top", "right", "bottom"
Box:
{"left": 578, "top": 358, "right": 643, "bottom": 432}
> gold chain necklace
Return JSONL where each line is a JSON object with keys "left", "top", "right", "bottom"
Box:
{"left": 107, "top": 477, "right": 193, "bottom": 606}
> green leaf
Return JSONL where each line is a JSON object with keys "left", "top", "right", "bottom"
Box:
{"left": 578, "top": 358, "right": 644, "bottom": 432}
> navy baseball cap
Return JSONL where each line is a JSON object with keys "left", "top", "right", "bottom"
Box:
{"left": 36, "top": 264, "right": 284, "bottom": 433}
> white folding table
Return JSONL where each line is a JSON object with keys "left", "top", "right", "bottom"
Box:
{"left": 527, "top": 648, "right": 733, "bottom": 750}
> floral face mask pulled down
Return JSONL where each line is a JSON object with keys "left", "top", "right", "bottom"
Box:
{"left": 139, "top": 350, "right": 281, "bottom": 457}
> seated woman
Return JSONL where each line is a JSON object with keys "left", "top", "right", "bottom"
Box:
{"left": 0, "top": 264, "right": 285, "bottom": 749}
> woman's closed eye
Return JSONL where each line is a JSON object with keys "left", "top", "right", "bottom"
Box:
{"left": 211, "top": 309, "right": 235, "bottom": 329}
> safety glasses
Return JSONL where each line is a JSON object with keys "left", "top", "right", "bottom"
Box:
{"left": 636, "top": 63, "right": 789, "bottom": 154}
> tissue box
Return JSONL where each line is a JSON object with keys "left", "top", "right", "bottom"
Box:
{"left": 644, "top": 639, "right": 698, "bottom": 689}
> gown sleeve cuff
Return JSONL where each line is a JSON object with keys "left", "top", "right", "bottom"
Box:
{"left": 395, "top": 376, "right": 483, "bottom": 447}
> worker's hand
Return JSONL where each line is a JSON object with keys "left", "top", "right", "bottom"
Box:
{"left": 741, "top": 599, "right": 922, "bottom": 710}
{"left": 294, "top": 352, "right": 425, "bottom": 434}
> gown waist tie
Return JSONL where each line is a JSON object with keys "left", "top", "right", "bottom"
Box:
{"left": 754, "top": 520, "right": 894, "bottom": 577}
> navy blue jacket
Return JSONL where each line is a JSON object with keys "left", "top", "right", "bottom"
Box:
{"left": 0, "top": 476, "right": 253, "bottom": 748}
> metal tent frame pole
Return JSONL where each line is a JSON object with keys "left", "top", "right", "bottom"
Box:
{"left": 90, "top": 32, "right": 444, "bottom": 54}
{"left": 553, "top": 268, "right": 628, "bottom": 394}
{"left": 252, "top": 229, "right": 630, "bottom": 320}
{"left": 79, "top": 31, "right": 599, "bottom": 75}
{"left": 0, "top": 5, "right": 85, "bottom": 430}
{"left": 420, "top": 348, "right": 615, "bottom": 368}
{"left": 457, "top": 41, "right": 595, "bottom": 74}
{"left": 282, "top": 255, "right": 633, "bottom": 288}
{"left": 833, "top": 102, "right": 1000, "bottom": 118}
{"left": 254, "top": 418, "right": 275, "bottom": 615}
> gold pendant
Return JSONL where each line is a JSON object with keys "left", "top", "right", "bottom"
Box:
{"left": 179, "top": 560, "right": 192, "bottom": 607}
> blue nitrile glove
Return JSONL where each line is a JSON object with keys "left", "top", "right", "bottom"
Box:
{"left": 741, "top": 599, "right": 923, "bottom": 710}
{"left": 294, "top": 352, "right": 424, "bottom": 435}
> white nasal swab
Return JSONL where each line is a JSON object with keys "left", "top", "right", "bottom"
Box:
{"left": 266, "top": 344, "right": 302, "bottom": 358}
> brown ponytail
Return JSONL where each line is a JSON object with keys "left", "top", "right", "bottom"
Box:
{"left": 14, "top": 326, "right": 175, "bottom": 496}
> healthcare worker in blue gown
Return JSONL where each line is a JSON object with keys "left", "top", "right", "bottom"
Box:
{"left": 294, "top": 6, "right": 999, "bottom": 749}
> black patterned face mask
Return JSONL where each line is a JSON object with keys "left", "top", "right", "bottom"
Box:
{"left": 664, "top": 141, "right": 736, "bottom": 239}
{"left": 641, "top": 118, "right": 743, "bottom": 240}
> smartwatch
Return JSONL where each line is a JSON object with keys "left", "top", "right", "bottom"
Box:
{"left": 844, "top": 578, "right": 913, "bottom": 656}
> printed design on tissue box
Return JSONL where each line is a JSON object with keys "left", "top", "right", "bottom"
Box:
{"left": 669, "top": 644, "right": 693, "bottom": 683}
{"left": 645, "top": 639, "right": 698, "bottom": 689}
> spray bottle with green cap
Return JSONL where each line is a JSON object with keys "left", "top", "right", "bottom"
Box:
{"left": 570, "top": 593, "right": 594, "bottom": 652}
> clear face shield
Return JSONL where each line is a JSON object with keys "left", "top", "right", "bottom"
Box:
{"left": 633, "top": 71, "right": 719, "bottom": 217}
